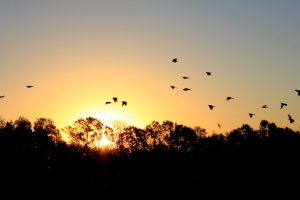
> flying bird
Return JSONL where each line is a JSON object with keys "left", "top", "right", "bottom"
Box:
{"left": 172, "top": 58, "right": 178, "bottom": 63}
{"left": 295, "top": 90, "right": 300, "bottom": 96}
{"left": 262, "top": 105, "right": 268, "bottom": 108}
{"left": 208, "top": 105, "right": 215, "bottom": 110}
{"left": 170, "top": 86, "right": 176, "bottom": 89}
{"left": 218, "top": 123, "right": 221, "bottom": 128}
{"left": 0, "top": 96, "right": 4, "bottom": 98}
{"left": 206, "top": 72, "right": 212, "bottom": 76}
{"left": 226, "top": 97, "right": 234, "bottom": 101}
{"left": 113, "top": 97, "right": 118, "bottom": 103}
{"left": 280, "top": 103, "right": 287, "bottom": 109}
{"left": 105, "top": 101, "right": 111, "bottom": 105}
{"left": 183, "top": 88, "right": 191, "bottom": 91}
{"left": 122, "top": 101, "right": 127, "bottom": 106}
{"left": 249, "top": 113, "right": 255, "bottom": 118}
{"left": 182, "top": 76, "right": 189, "bottom": 79}
{"left": 26, "top": 85, "right": 34, "bottom": 88}
{"left": 288, "top": 115, "right": 295, "bottom": 123}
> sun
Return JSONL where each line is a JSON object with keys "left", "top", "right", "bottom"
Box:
{"left": 62, "top": 107, "right": 139, "bottom": 149}
{"left": 98, "top": 135, "right": 116, "bottom": 149}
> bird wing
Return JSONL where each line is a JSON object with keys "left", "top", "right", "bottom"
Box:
{"left": 288, "top": 115, "right": 294, "bottom": 123}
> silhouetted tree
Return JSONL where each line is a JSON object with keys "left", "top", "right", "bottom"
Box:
{"left": 145, "top": 120, "right": 175, "bottom": 150}
{"left": 112, "top": 120, "right": 127, "bottom": 134}
{"left": 118, "top": 126, "right": 148, "bottom": 153}
{"left": 259, "top": 120, "right": 269, "bottom": 139}
{"left": 103, "top": 126, "right": 115, "bottom": 142}
{"left": 240, "top": 124, "right": 257, "bottom": 145}
{"left": 193, "top": 126, "right": 207, "bottom": 138}
{"left": 227, "top": 129, "right": 245, "bottom": 146}
{"left": 1, "top": 121, "right": 14, "bottom": 137}
{"left": 13, "top": 117, "right": 33, "bottom": 149}
{"left": 14, "top": 116, "right": 32, "bottom": 135}
{"left": 267, "top": 122, "right": 278, "bottom": 140}
{"left": 34, "top": 118, "right": 61, "bottom": 143}
{"left": 64, "top": 117, "right": 104, "bottom": 147}
{"left": 0, "top": 117, "right": 5, "bottom": 129}
{"left": 167, "top": 125, "right": 197, "bottom": 152}
{"left": 227, "top": 124, "right": 257, "bottom": 146}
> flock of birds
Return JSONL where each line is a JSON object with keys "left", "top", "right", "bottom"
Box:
{"left": 170, "top": 57, "right": 300, "bottom": 128}
{"left": 1, "top": 59, "right": 299, "bottom": 129}
{"left": 170, "top": 58, "right": 212, "bottom": 92}
{"left": 105, "top": 97, "right": 127, "bottom": 107}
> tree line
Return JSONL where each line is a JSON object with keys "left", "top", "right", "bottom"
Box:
{"left": 0, "top": 116, "right": 299, "bottom": 194}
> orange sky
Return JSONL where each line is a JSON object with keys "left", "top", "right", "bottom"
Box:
{"left": 0, "top": 1, "right": 299, "bottom": 134}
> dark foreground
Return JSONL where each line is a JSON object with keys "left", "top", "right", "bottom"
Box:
{"left": 0, "top": 118, "right": 299, "bottom": 197}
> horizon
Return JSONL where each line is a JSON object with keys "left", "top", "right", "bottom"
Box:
{"left": 0, "top": 115, "right": 299, "bottom": 136}
{"left": 1, "top": 1, "right": 299, "bottom": 134}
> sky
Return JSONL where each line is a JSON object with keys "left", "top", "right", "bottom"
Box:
{"left": 0, "top": 0, "right": 299, "bottom": 134}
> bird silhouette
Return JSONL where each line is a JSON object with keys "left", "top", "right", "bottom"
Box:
{"left": 206, "top": 72, "right": 212, "bottom": 76}
{"left": 105, "top": 101, "right": 111, "bottom": 105}
{"left": 26, "top": 85, "right": 34, "bottom": 88}
{"left": 249, "top": 113, "right": 255, "bottom": 118}
{"left": 208, "top": 105, "right": 215, "bottom": 110}
{"left": 172, "top": 58, "right": 178, "bottom": 63}
{"left": 288, "top": 115, "right": 295, "bottom": 123}
{"left": 262, "top": 105, "right": 268, "bottom": 108}
{"left": 113, "top": 97, "right": 118, "bottom": 103}
{"left": 182, "top": 76, "right": 189, "bottom": 79}
{"left": 280, "top": 103, "right": 287, "bottom": 109}
{"left": 170, "top": 86, "right": 176, "bottom": 89}
{"left": 295, "top": 90, "right": 300, "bottom": 96}
{"left": 0, "top": 96, "right": 4, "bottom": 98}
{"left": 218, "top": 123, "right": 221, "bottom": 128}
{"left": 183, "top": 88, "right": 191, "bottom": 91}
{"left": 226, "top": 97, "right": 234, "bottom": 101}
{"left": 122, "top": 101, "right": 127, "bottom": 106}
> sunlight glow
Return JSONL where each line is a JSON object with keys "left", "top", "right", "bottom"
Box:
{"left": 97, "top": 134, "right": 116, "bottom": 149}
{"left": 87, "top": 109, "right": 136, "bottom": 128}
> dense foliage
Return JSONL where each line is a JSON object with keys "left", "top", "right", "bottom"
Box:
{"left": 0, "top": 117, "right": 299, "bottom": 195}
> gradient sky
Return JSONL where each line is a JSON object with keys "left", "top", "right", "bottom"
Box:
{"left": 0, "top": 0, "right": 299, "bottom": 134}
